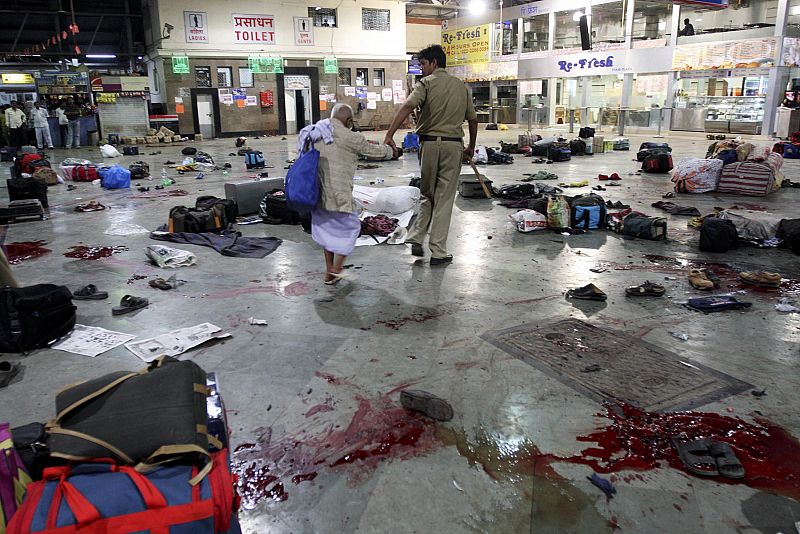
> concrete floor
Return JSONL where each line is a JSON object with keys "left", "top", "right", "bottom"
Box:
{"left": 1, "top": 126, "right": 799, "bottom": 534}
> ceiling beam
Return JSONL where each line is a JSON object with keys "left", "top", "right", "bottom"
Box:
{"left": 10, "top": 13, "right": 29, "bottom": 52}
{"left": 0, "top": 9, "right": 142, "bottom": 18}
{"left": 87, "top": 15, "right": 105, "bottom": 53}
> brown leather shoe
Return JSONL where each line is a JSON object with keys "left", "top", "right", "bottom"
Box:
{"left": 400, "top": 390, "right": 454, "bottom": 421}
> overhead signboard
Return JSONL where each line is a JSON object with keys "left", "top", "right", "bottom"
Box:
{"left": 441, "top": 24, "right": 491, "bottom": 66}
{"left": 184, "top": 11, "right": 209, "bottom": 43}
{"left": 232, "top": 13, "right": 276, "bottom": 44}
{"left": 1, "top": 73, "right": 34, "bottom": 84}
{"left": 672, "top": 0, "right": 728, "bottom": 7}
{"left": 672, "top": 37, "right": 777, "bottom": 71}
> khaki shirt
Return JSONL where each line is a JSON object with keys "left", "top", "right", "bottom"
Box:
{"left": 406, "top": 68, "right": 477, "bottom": 138}
{"left": 315, "top": 118, "right": 394, "bottom": 213}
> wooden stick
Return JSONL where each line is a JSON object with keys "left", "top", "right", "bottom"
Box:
{"left": 468, "top": 160, "right": 492, "bottom": 199}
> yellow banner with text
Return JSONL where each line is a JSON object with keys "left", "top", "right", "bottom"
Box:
{"left": 442, "top": 24, "right": 491, "bottom": 66}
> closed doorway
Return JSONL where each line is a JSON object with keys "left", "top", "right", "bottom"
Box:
{"left": 196, "top": 94, "right": 216, "bottom": 138}
{"left": 191, "top": 89, "right": 220, "bottom": 139}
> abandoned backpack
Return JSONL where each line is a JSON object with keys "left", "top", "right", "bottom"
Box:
{"left": 570, "top": 194, "right": 606, "bottom": 229}
{"left": 642, "top": 152, "right": 674, "bottom": 173}
{"left": 699, "top": 218, "right": 739, "bottom": 253}
{"left": 569, "top": 139, "right": 587, "bottom": 156}
{"left": 578, "top": 127, "right": 596, "bottom": 139}
{"left": 259, "top": 189, "right": 302, "bottom": 225}
{"left": 46, "top": 356, "right": 216, "bottom": 480}
{"left": 195, "top": 195, "right": 238, "bottom": 225}
{"left": 129, "top": 161, "right": 150, "bottom": 181}
{"left": 0, "top": 284, "right": 76, "bottom": 353}
{"left": 168, "top": 204, "right": 227, "bottom": 233}
{"left": 493, "top": 183, "right": 538, "bottom": 200}
{"left": 622, "top": 213, "right": 667, "bottom": 240}
{"left": 777, "top": 218, "right": 800, "bottom": 255}
{"left": 181, "top": 147, "right": 198, "bottom": 155}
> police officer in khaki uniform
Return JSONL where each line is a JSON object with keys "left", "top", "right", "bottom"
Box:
{"left": 385, "top": 45, "right": 478, "bottom": 265}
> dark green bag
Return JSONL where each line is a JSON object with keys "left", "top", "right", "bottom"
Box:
{"left": 47, "top": 357, "right": 215, "bottom": 483}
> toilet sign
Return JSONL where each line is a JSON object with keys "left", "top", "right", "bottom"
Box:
{"left": 294, "top": 17, "right": 314, "bottom": 46}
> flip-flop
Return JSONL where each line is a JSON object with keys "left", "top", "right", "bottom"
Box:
{"left": 148, "top": 278, "right": 172, "bottom": 290}
{"left": 710, "top": 441, "right": 745, "bottom": 479}
{"left": 687, "top": 296, "right": 752, "bottom": 313}
{"left": 567, "top": 283, "right": 607, "bottom": 301}
{"left": 328, "top": 271, "right": 352, "bottom": 281}
{"left": 625, "top": 281, "right": 665, "bottom": 297}
{"left": 671, "top": 436, "right": 718, "bottom": 477}
{"left": 73, "top": 284, "right": 109, "bottom": 300}
{"left": 112, "top": 295, "right": 149, "bottom": 316}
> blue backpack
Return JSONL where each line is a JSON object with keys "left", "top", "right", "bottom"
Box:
{"left": 244, "top": 151, "right": 265, "bottom": 169}
{"left": 402, "top": 132, "right": 420, "bottom": 151}
{"left": 284, "top": 141, "right": 320, "bottom": 213}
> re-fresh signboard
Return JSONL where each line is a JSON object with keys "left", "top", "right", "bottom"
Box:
{"left": 441, "top": 24, "right": 490, "bottom": 66}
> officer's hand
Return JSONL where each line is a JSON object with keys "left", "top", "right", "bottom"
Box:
{"left": 463, "top": 146, "right": 475, "bottom": 161}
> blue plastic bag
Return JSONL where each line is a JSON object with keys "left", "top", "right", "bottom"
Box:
{"left": 100, "top": 164, "right": 131, "bottom": 189}
{"left": 285, "top": 142, "right": 319, "bottom": 213}
{"left": 402, "top": 132, "right": 420, "bottom": 151}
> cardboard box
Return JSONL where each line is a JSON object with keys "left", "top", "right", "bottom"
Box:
{"left": 593, "top": 136, "right": 605, "bottom": 154}
{"left": 172, "top": 135, "right": 182, "bottom": 142}
{"left": 194, "top": 134, "right": 203, "bottom": 141}
{"left": 135, "top": 137, "right": 146, "bottom": 144}
{"left": 121, "top": 136, "right": 134, "bottom": 145}
{"left": 147, "top": 128, "right": 157, "bottom": 136}
{"left": 158, "top": 126, "right": 175, "bottom": 137}
{"left": 145, "top": 135, "right": 159, "bottom": 144}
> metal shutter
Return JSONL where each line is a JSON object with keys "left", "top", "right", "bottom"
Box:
{"left": 97, "top": 99, "right": 150, "bottom": 137}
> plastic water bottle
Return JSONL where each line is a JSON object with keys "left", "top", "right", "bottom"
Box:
{"left": 161, "top": 168, "right": 167, "bottom": 181}
{"left": 222, "top": 170, "right": 228, "bottom": 176}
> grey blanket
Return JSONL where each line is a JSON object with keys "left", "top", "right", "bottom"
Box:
{"left": 151, "top": 226, "right": 281, "bottom": 258}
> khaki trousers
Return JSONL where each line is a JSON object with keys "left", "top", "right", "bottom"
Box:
{"left": 407, "top": 139, "right": 463, "bottom": 258}
{"left": 0, "top": 250, "right": 19, "bottom": 288}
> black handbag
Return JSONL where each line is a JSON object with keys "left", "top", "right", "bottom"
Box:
{"left": 11, "top": 422, "right": 50, "bottom": 480}
{"left": 0, "top": 284, "right": 75, "bottom": 353}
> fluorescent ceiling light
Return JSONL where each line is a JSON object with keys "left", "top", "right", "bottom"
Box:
{"left": 791, "top": 5, "right": 800, "bottom": 15}
{"left": 573, "top": 11, "right": 585, "bottom": 22}
{"left": 86, "top": 54, "right": 116, "bottom": 59}
{"left": 469, "top": 0, "right": 485, "bottom": 15}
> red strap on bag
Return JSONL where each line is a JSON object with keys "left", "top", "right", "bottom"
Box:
{"left": 45, "top": 480, "right": 102, "bottom": 529}
{"left": 113, "top": 466, "right": 168, "bottom": 509}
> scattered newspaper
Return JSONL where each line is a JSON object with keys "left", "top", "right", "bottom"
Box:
{"left": 52, "top": 325, "right": 136, "bottom": 358}
{"left": 125, "top": 323, "right": 230, "bottom": 362}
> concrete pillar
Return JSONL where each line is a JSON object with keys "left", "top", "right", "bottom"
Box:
{"left": 580, "top": 76, "right": 591, "bottom": 126}
{"left": 624, "top": 0, "right": 636, "bottom": 48}
{"left": 517, "top": 17, "right": 524, "bottom": 55}
{"left": 763, "top": 0, "right": 790, "bottom": 135}
{"left": 548, "top": 77, "right": 557, "bottom": 126}
{"left": 664, "top": 72, "right": 676, "bottom": 131}
{"left": 548, "top": 11, "right": 555, "bottom": 51}
{"left": 670, "top": 5, "right": 681, "bottom": 46}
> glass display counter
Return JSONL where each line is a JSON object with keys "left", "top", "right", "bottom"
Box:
{"left": 671, "top": 96, "right": 765, "bottom": 134}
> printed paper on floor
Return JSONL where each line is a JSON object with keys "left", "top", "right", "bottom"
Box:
{"left": 125, "top": 323, "right": 230, "bottom": 362}
{"left": 52, "top": 324, "right": 136, "bottom": 358}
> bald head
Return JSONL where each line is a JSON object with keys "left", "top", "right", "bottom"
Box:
{"left": 331, "top": 103, "right": 353, "bottom": 123}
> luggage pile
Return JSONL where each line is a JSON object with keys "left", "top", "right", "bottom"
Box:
{"left": 673, "top": 139, "right": 785, "bottom": 196}
{"left": 772, "top": 131, "right": 800, "bottom": 158}
{"left": 638, "top": 142, "right": 673, "bottom": 173}
{"left": 2, "top": 357, "right": 240, "bottom": 533}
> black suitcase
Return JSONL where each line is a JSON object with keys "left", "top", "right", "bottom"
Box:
{"left": 122, "top": 146, "right": 139, "bottom": 156}
{"left": 0, "top": 200, "right": 46, "bottom": 223}
{"left": 637, "top": 146, "right": 671, "bottom": 162}
{"left": 48, "top": 356, "right": 211, "bottom": 467}
{"left": 642, "top": 153, "right": 674, "bottom": 173}
{"left": 260, "top": 189, "right": 302, "bottom": 224}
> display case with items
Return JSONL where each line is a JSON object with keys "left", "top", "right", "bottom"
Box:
{"left": 672, "top": 95, "right": 765, "bottom": 134}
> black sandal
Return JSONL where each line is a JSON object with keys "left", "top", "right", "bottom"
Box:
{"left": 671, "top": 437, "right": 718, "bottom": 477}
{"left": 112, "top": 295, "right": 149, "bottom": 315}
{"left": 625, "top": 281, "right": 665, "bottom": 297}
{"left": 73, "top": 284, "right": 109, "bottom": 300}
{"left": 710, "top": 441, "right": 745, "bottom": 479}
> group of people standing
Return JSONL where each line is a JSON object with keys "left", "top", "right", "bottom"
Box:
{"left": 1, "top": 97, "right": 84, "bottom": 150}
{"left": 307, "top": 44, "right": 477, "bottom": 283}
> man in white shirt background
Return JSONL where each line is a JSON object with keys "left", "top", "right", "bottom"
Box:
{"left": 32, "top": 102, "right": 54, "bottom": 150}
{"left": 4, "top": 102, "right": 26, "bottom": 148}
{"left": 55, "top": 102, "right": 69, "bottom": 148}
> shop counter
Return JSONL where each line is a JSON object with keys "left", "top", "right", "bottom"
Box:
{"left": 671, "top": 108, "right": 706, "bottom": 132}
{"left": 46, "top": 115, "right": 98, "bottom": 147}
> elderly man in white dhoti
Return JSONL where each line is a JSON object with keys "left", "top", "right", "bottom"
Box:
{"left": 302, "top": 104, "right": 396, "bottom": 284}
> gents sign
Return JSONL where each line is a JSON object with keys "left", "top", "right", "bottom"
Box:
{"left": 232, "top": 13, "right": 276, "bottom": 44}
{"left": 558, "top": 55, "right": 615, "bottom": 73}
{"left": 441, "top": 24, "right": 490, "bottom": 65}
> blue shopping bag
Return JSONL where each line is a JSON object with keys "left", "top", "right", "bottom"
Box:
{"left": 99, "top": 165, "right": 131, "bottom": 189}
{"left": 285, "top": 141, "right": 319, "bottom": 213}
